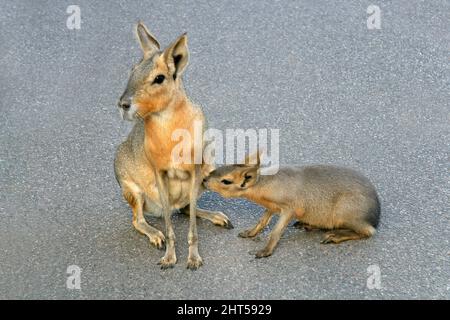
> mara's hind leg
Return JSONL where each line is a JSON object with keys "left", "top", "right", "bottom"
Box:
{"left": 293, "top": 221, "right": 321, "bottom": 232}
{"left": 321, "top": 193, "right": 378, "bottom": 244}
{"left": 123, "top": 189, "right": 166, "bottom": 250}
{"left": 321, "top": 223, "right": 376, "bottom": 244}
{"left": 180, "top": 205, "right": 234, "bottom": 229}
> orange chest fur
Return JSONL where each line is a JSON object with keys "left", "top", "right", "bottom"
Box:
{"left": 143, "top": 112, "right": 198, "bottom": 171}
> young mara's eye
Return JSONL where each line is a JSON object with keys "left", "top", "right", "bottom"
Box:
{"left": 153, "top": 74, "right": 165, "bottom": 84}
{"left": 221, "top": 179, "right": 232, "bottom": 185}
{"left": 245, "top": 174, "right": 252, "bottom": 180}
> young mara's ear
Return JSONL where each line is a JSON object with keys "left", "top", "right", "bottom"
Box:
{"left": 135, "top": 22, "right": 160, "bottom": 57}
{"left": 163, "top": 33, "right": 189, "bottom": 80}
{"left": 239, "top": 166, "right": 260, "bottom": 188}
{"left": 243, "top": 151, "right": 261, "bottom": 167}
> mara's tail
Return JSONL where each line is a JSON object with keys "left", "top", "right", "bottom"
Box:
{"left": 367, "top": 192, "right": 381, "bottom": 228}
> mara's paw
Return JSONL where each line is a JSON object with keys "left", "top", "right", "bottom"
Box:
{"left": 157, "top": 254, "right": 177, "bottom": 269}
{"left": 321, "top": 232, "right": 339, "bottom": 244}
{"left": 255, "top": 248, "right": 273, "bottom": 259}
{"left": 212, "top": 211, "right": 234, "bottom": 229}
{"left": 238, "top": 230, "right": 255, "bottom": 238}
{"left": 320, "top": 230, "right": 364, "bottom": 244}
{"left": 148, "top": 231, "right": 166, "bottom": 250}
{"left": 293, "top": 221, "right": 319, "bottom": 232}
{"left": 186, "top": 254, "right": 203, "bottom": 270}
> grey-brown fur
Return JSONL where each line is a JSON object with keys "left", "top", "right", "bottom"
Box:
{"left": 204, "top": 156, "right": 380, "bottom": 258}
{"left": 114, "top": 23, "right": 232, "bottom": 270}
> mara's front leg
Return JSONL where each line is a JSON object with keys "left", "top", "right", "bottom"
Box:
{"left": 155, "top": 171, "right": 177, "bottom": 269}
{"left": 186, "top": 165, "right": 203, "bottom": 270}
{"left": 239, "top": 209, "right": 274, "bottom": 238}
{"left": 255, "top": 211, "right": 294, "bottom": 258}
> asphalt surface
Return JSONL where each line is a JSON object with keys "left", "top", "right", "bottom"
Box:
{"left": 0, "top": 0, "right": 449, "bottom": 299}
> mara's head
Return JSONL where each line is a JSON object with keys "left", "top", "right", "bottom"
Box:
{"left": 118, "top": 22, "right": 189, "bottom": 121}
{"left": 203, "top": 153, "right": 261, "bottom": 198}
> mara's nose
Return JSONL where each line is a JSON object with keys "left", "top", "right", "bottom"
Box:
{"left": 202, "top": 177, "right": 208, "bottom": 183}
{"left": 118, "top": 100, "right": 130, "bottom": 110}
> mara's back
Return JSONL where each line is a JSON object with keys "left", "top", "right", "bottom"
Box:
{"left": 268, "top": 165, "right": 376, "bottom": 196}
{"left": 259, "top": 165, "right": 380, "bottom": 227}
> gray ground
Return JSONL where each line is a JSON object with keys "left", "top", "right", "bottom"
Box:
{"left": 0, "top": 0, "right": 449, "bottom": 299}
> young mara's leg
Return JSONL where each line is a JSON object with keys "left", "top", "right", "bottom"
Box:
{"left": 180, "top": 205, "right": 233, "bottom": 229}
{"left": 321, "top": 195, "right": 377, "bottom": 244}
{"left": 239, "top": 209, "right": 274, "bottom": 238}
{"left": 123, "top": 187, "right": 165, "bottom": 250}
{"left": 293, "top": 221, "right": 321, "bottom": 231}
{"left": 255, "top": 211, "right": 294, "bottom": 258}
{"left": 321, "top": 222, "right": 376, "bottom": 244}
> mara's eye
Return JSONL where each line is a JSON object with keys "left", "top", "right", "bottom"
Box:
{"left": 153, "top": 74, "right": 165, "bottom": 84}
{"left": 221, "top": 179, "right": 232, "bottom": 185}
{"left": 245, "top": 174, "right": 252, "bottom": 180}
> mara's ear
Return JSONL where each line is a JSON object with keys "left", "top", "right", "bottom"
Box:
{"left": 163, "top": 33, "right": 189, "bottom": 80}
{"left": 243, "top": 150, "right": 261, "bottom": 167}
{"left": 135, "top": 22, "right": 160, "bottom": 57}
{"left": 239, "top": 166, "right": 260, "bottom": 188}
